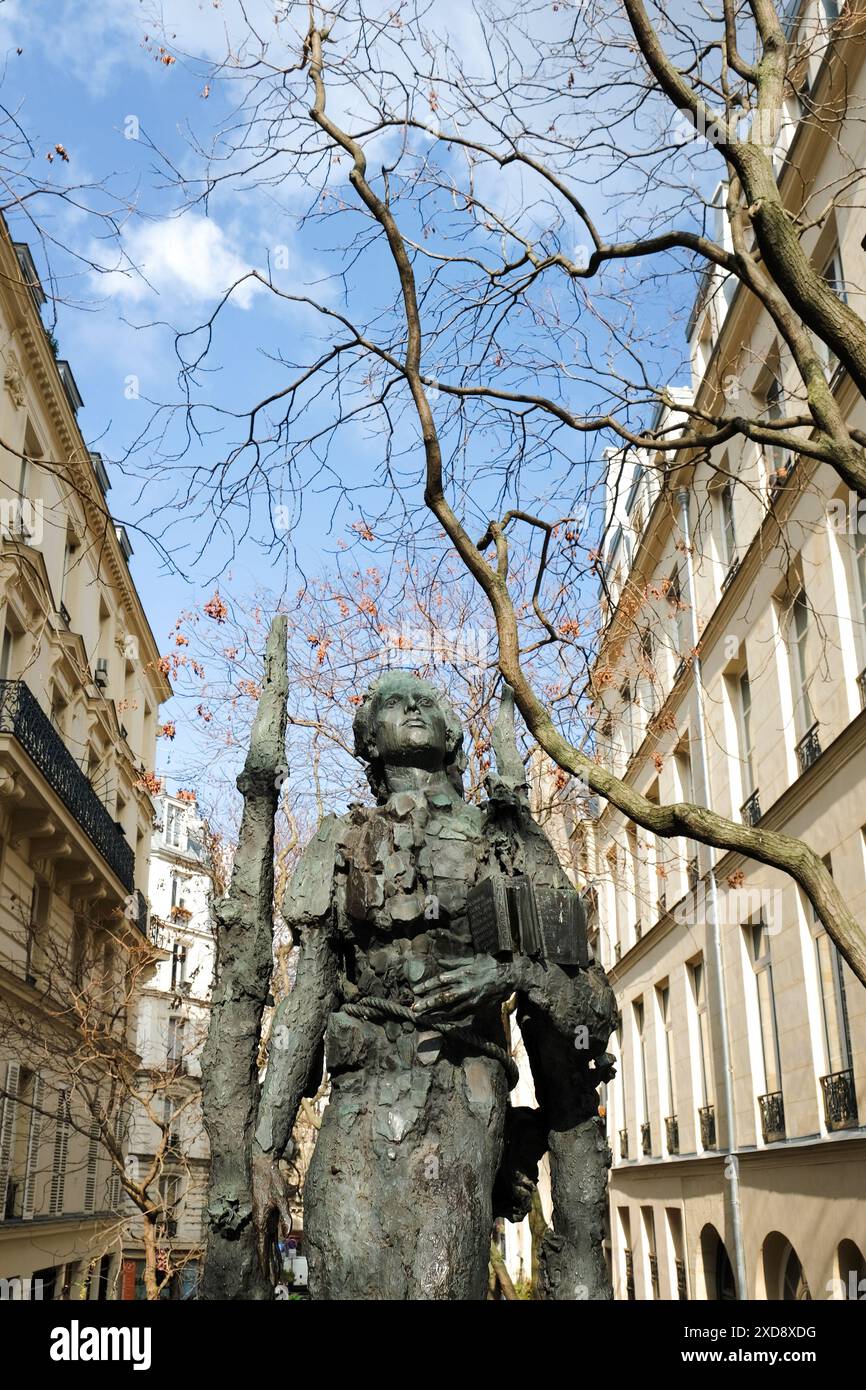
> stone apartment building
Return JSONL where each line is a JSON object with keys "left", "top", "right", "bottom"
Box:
{"left": 120, "top": 789, "right": 216, "bottom": 1300}
{"left": 0, "top": 214, "right": 170, "bottom": 1298}
{"left": 592, "top": 0, "right": 866, "bottom": 1300}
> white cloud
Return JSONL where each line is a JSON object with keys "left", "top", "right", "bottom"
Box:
{"left": 100, "top": 213, "right": 263, "bottom": 310}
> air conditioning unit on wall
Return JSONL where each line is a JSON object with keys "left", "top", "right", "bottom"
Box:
{"left": 95, "top": 658, "right": 109, "bottom": 689}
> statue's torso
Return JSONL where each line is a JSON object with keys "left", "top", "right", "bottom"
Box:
{"left": 304, "top": 791, "right": 511, "bottom": 1299}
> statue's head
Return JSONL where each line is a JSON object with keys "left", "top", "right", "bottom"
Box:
{"left": 353, "top": 671, "right": 466, "bottom": 801}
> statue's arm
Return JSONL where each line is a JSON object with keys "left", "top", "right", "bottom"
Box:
{"left": 254, "top": 813, "right": 344, "bottom": 1156}
{"left": 250, "top": 815, "right": 342, "bottom": 1275}
{"left": 253, "top": 924, "right": 338, "bottom": 1158}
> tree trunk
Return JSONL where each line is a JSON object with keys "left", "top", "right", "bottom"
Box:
{"left": 200, "top": 617, "right": 288, "bottom": 1300}
{"left": 142, "top": 1215, "right": 159, "bottom": 1301}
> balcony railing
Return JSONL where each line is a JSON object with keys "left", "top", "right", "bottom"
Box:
{"left": 820, "top": 1068, "right": 858, "bottom": 1132}
{"left": 665, "top": 1115, "right": 679, "bottom": 1154}
{"left": 741, "top": 789, "right": 761, "bottom": 827}
{"left": 649, "top": 1254, "right": 660, "bottom": 1299}
{"left": 619, "top": 1129, "right": 629, "bottom": 1162}
{"left": 699, "top": 1104, "right": 716, "bottom": 1150}
{"left": 149, "top": 918, "right": 173, "bottom": 953}
{"left": 795, "top": 723, "right": 821, "bottom": 776}
{"left": 676, "top": 1258, "right": 688, "bottom": 1300}
{"left": 858, "top": 667, "right": 866, "bottom": 712}
{"left": 0, "top": 679, "right": 134, "bottom": 890}
{"left": 641, "top": 1122, "right": 651, "bottom": 1156}
{"left": 758, "top": 1090, "right": 786, "bottom": 1144}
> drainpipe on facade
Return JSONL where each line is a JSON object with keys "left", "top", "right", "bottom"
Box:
{"left": 676, "top": 488, "right": 748, "bottom": 1300}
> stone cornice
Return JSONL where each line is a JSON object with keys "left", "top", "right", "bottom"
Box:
{"left": 0, "top": 220, "right": 170, "bottom": 707}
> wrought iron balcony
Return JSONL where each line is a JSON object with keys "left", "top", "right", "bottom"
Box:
{"left": 676, "top": 1258, "right": 688, "bottom": 1300}
{"left": 0, "top": 679, "right": 134, "bottom": 891}
{"left": 665, "top": 1115, "right": 679, "bottom": 1154}
{"left": 758, "top": 1090, "right": 786, "bottom": 1144}
{"left": 624, "top": 1248, "right": 635, "bottom": 1300}
{"left": 795, "top": 723, "right": 821, "bottom": 776}
{"left": 699, "top": 1104, "right": 716, "bottom": 1150}
{"left": 741, "top": 789, "right": 761, "bottom": 826}
{"left": 858, "top": 667, "right": 866, "bottom": 712}
{"left": 641, "top": 1121, "right": 651, "bottom": 1156}
{"left": 820, "top": 1068, "right": 858, "bottom": 1132}
{"left": 649, "top": 1254, "right": 660, "bottom": 1299}
{"left": 619, "top": 1128, "right": 629, "bottom": 1161}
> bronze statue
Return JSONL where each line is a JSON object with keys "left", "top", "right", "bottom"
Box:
{"left": 248, "top": 670, "right": 618, "bottom": 1300}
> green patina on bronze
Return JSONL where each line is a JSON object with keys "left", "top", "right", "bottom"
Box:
{"left": 202, "top": 646, "right": 618, "bottom": 1300}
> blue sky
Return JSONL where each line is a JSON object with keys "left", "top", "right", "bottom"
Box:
{"left": 2, "top": 0, "right": 711, "bottom": 797}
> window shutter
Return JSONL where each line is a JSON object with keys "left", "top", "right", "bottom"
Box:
{"left": 48, "top": 1087, "right": 70, "bottom": 1216}
{"left": 0, "top": 1061, "right": 21, "bottom": 1215}
{"left": 84, "top": 1113, "right": 100, "bottom": 1213}
{"left": 107, "top": 1108, "right": 126, "bottom": 1210}
{"left": 21, "top": 1071, "right": 43, "bottom": 1219}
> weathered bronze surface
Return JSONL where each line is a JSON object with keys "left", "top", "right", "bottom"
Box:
{"left": 247, "top": 671, "right": 618, "bottom": 1300}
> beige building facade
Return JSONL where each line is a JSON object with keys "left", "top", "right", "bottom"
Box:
{"left": 593, "top": 4, "right": 866, "bottom": 1301}
{"left": 0, "top": 215, "right": 169, "bottom": 1297}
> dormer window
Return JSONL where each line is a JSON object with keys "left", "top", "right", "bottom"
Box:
{"left": 165, "top": 803, "right": 185, "bottom": 851}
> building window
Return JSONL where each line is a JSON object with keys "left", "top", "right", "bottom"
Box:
{"left": 788, "top": 587, "right": 817, "bottom": 743}
{"left": 719, "top": 481, "right": 737, "bottom": 570}
{"left": 818, "top": 245, "right": 845, "bottom": 378}
{"left": 850, "top": 529, "right": 866, "bottom": 697}
{"left": 25, "top": 878, "right": 50, "bottom": 986}
{"left": 730, "top": 667, "right": 759, "bottom": 820}
{"left": 158, "top": 1173, "right": 181, "bottom": 1233}
{"left": 165, "top": 804, "right": 185, "bottom": 850}
{"left": 657, "top": 982, "right": 677, "bottom": 1148}
{"left": 167, "top": 1016, "right": 185, "bottom": 1068}
{"left": 0, "top": 627, "right": 13, "bottom": 680}
{"left": 620, "top": 683, "right": 634, "bottom": 761}
{"left": 171, "top": 943, "right": 188, "bottom": 991}
{"left": 765, "top": 370, "right": 790, "bottom": 479}
{"left": 642, "top": 1206, "right": 660, "bottom": 1299}
{"left": 633, "top": 998, "right": 651, "bottom": 1154}
{"left": 746, "top": 919, "right": 784, "bottom": 1127}
{"left": 688, "top": 958, "right": 713, "bottom": 1108}
{"left": 808, "top": 857, "right": 855, "bottom": 1126}
{"left": 667, "top": 565, "right": 689, "bottom": 663}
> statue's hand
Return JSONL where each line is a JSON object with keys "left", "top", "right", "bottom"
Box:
{"left": 251, "top": 1148, "right": 293, "bottom": 1280}
{"left": 411, "top": 957, "right": 514, "bottom": 1020}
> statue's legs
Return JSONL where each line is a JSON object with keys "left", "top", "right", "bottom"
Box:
{"left": 304, "top": 1035, "right": 507, "bottom": 1300}
{"left": 518, "top": 999, "right": 613, "bottom": 1300}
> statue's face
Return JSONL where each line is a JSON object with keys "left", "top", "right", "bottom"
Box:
{"left": 370, "top": 677, "right": 448, "bottom": 766}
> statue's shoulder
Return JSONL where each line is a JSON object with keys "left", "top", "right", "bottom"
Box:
{"left": 282, "top": 812, "right": 348, "bottom": 928}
